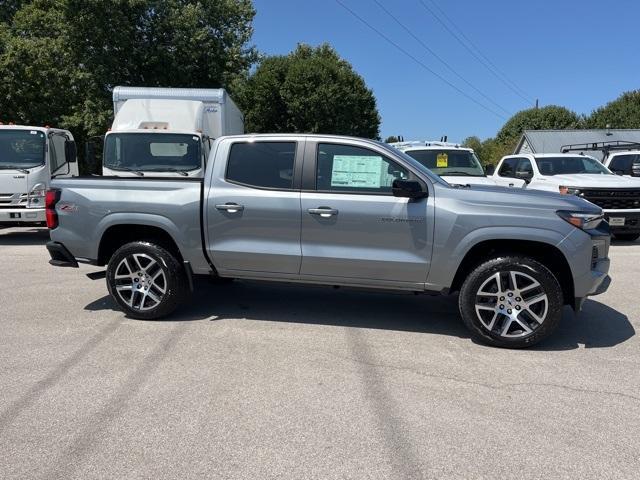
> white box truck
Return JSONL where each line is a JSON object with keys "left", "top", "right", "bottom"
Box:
{"left": 102, "top": 87, "right": 244, "bottom": 177}
{"left": 0, "top": 124, "right": 78, "bottom": 227}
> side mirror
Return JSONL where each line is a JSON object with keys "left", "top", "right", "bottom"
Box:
{"left": 392, "top": 179, "right": 427, "bottom": 199}
{"left": 485, "top": 165, "right": 495, "bottom": 175}
{"left": 515, "top": 171, "right": 533, "bottom": 183}
{"left": 65, "top": 140, "right": 77, "bottom": 163}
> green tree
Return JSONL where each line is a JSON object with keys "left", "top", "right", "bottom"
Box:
{"left": 462, "top": 135, "right": 514, "bottom": 167}
{"left": 0, "top": 0, "right": 257, "bottom": 170}
{"left": 586, "top": 90, "right": 640, "bottom": 128}
{"left": 235, "top": 44, "right": 380, "bottom": 138}
{"left": 496, "top": 105, "right": 582, "bottom": 145}
{"left": 384, "top": 135, "right": 400, "bottom": 143}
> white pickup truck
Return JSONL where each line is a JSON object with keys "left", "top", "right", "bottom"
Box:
{"left": 492, "top": 153, "right": 640, "bottom": 241}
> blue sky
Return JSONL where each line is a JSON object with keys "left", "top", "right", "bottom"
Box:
{"left": 251, "top": 0, "right": 640, "bottom": 141}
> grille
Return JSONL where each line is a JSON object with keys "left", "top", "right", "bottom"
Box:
{"left": 0, "top": 193, "right": 28, "bottom": 208}
{"left": 579, "top": 189, "right": 640, "bottom": 210}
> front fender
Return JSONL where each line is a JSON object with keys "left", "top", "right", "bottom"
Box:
{"left": 426, "top": 225, "right": 571, "bottom": 290}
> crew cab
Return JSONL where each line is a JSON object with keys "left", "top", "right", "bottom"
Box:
{"left": 389, "top": 141, "right": 497, "bottom": 186}
{"left": 46, "top": 135, "right": 611, "bottom": 348}
{"left": 493, "top": 153, "right": 640, "bottom": 241}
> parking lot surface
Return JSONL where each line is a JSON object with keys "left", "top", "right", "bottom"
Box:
{"left": 0, "top": 227, "right": 639, "bottom": 480}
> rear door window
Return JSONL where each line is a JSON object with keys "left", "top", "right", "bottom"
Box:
{"left": 226, "top": 142, "right": 296, "bottom": 190}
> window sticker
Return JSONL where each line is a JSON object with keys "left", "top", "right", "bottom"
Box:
{"left": 331, "top": 155, "right": 384, "bottom": 188}
{"left": 436, "top": 153, "right": 448, "bottom": 168}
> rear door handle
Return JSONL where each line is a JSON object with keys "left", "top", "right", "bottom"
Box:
{"left": 216, "top": 203, "right": 244, "bottom": 213}
{"left": 308, "top": 207, "right": 338, "bottom": 218}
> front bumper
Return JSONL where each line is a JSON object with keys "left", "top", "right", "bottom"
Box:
{"left": 46, "top": 241, "right": 79, "bottom": 268}
{"left": 604, "top": 211, "right": 640, "bottom": 233}
{"left": 0, "top": 208, "right": 46, "bottom": 226}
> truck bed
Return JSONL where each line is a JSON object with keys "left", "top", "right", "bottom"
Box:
{"left": 49, "top": 176, "right": 212, "bottom": 273}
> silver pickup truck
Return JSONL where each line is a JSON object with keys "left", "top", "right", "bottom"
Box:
{"left": 46, "top": 134, "right": 611, "bottom": 348}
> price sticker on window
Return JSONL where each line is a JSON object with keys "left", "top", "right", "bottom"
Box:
{"left": 436, "top": 153, "right": 448, "bottom": 168}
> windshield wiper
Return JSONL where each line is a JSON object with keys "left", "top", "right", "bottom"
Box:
{"left": 0, "top": 165, "right": 30, "bottom": 174}
{"left": 441, "top": 171, "right": 483, "bottom": 177}
{"left": 106, "top": 166, "right": 144, "bottom": 176}
{"left": 145, "top": 168, "right": 190, "bottom": 176}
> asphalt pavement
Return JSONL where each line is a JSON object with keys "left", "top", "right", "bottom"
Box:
{"left": 0, "top": 227, "right": 639, "bottom": 480}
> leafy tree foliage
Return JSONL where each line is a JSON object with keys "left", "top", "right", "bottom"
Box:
{"left": 586, "top": 90, "right": 640, "bottom": 128}
{"left": 0, "top": 0, "right": 257, "bottom": 170}
{"left": 496, "top": 106, "right": 582, "bottom": 145}
{"left": 462, "top": 135, "right": 513, "bottom": 167}
{"left": 235, "top": 44, "right": 380, "bottom": 138}
{"left": 384, "top": 136, "right": 400, "bottom": 143}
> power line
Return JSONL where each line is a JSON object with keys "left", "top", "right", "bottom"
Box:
{"left": 417, "top": 0, "right": 535, "bottom": 105}
{"left": 334, "top": 0, "right": 507, "bottom": 120}
{"left": 426, "top": 0, "right": 533, "bottom": 102}
{"left": 371, "top": 0, "right": 512, "bottom": 116}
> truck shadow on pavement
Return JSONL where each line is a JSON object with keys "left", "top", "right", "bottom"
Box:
{"left": 0, "top": 227, "right": 49, "bottom": 245}
{"left": 85, "top": 278, "right": 634, "bottom": 351}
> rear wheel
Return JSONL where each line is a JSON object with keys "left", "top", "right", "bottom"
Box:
{"left": 106, "top": 241, "right": 187, "bottom": 319}
{"left": 613, "top": 233, "right": 639, "bottom": 242}
{"left": 459, "top": 256, "right": 563, "bottom": 348}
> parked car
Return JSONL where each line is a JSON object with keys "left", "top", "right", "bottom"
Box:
{"left": 0, "top": 125, "right": 78, "bottom": 227}
{"left": 46, "top": 134, "right": 610, "bottom": 348}
{"left": 492, "top": 153, "right": 640, "bottom": 242}
{"left": 389, "top": 140, "right": 497, "bottom": 186}
{"left": 99, "top": 86, "right": 244, "bottom": 178}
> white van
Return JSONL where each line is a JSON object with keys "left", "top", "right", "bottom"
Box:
{"left": 0, "top": 125, "right": 77, "bottom": 227}
{"left": 389, "top": 141, "right": 498, "bottom": 186}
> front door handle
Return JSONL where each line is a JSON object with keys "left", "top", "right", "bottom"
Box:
{"left": 308, "top": 207, "right": 338, "bottom": 218}
{"left": 216, "top": 203, "right": 244, "bottom": 213}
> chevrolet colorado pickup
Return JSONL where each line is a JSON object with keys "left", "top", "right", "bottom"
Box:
{"left": 46, "top": 134, "right": 611, "bottom": 348}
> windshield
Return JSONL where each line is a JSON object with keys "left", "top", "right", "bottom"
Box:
{"left": 0, "top": 129, "right": 46, "bottom": 169}
{"left": 403, "top": 149, "right": 485, "bottom": 177}
{"left": 104, "top": 133, "right": 201, "bottom": 172}
{"left": 534, "top": 156, "right": 612, "bottom": 175}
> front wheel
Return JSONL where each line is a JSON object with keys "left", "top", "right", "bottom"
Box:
{"left": 459, "top": 256, "right": 563, "bottom": 348}
{"left": 106, "top": 241, "right": 188, "bottom": 319}
{"left": 613, "top": 233, "right": 639, "bottom": 242}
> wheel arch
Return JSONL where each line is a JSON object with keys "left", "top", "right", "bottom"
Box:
{"left": 449, "top": 239, "right": 574, "bottom": 305}
{"left": 98, "top": 223, "right": 183, "bottom": 266}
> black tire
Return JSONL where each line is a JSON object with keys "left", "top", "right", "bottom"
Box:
{"left": 106, "top": 241, "right": 188, "bottom": 319}
{"left": 613, "top": 233, "right": 639, "bottom": 242}
{"left": 459, "top": 256, "right": 563, "bottom": 348}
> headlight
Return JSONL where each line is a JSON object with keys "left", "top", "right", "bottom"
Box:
{"left": 557, "top": 210, "right": 604, "bottom": 230}
{"left": 559, "top": 186, "right": 581, "bottom": 196}
{"left": 27, "top": 183, "right": 46, "bottom": 208}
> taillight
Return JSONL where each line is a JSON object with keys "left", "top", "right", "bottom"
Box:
{"left": 45, "top": 189, "right": 61, "bottom": 229}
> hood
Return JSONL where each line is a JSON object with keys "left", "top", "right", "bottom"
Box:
{"left": 445, "top": 182, "right": 600, "bottom": 213}
{"left": 441, "top": 175, "right": 497, "bottom": 186}
{"left": 536, "top": 174, "right": 640, "bottom": 188}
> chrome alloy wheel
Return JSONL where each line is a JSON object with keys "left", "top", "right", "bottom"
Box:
{"left": 474, "top": 270, "right": 549, "bottom": 338}
{"left": 113, "top": 253, "right": 167, "bottom": 311}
